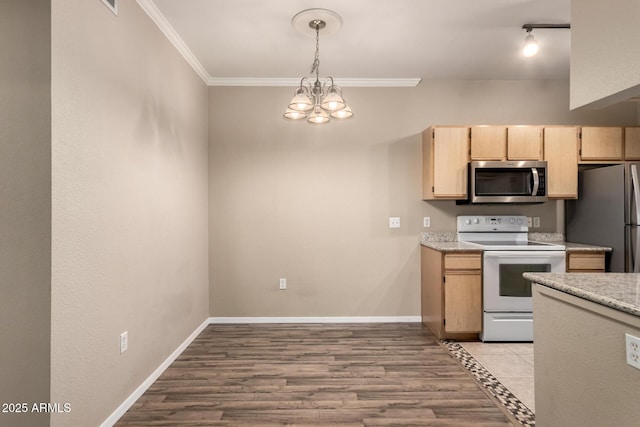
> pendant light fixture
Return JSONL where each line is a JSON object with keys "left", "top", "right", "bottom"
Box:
{"left": 521, "top": 23, "right": 570, "bottom": 57}
{"left": 284, "top": 9, "right": 352, "bottom": 124}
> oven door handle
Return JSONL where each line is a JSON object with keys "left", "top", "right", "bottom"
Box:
{"left": 531, "top": 168, "right": 539, "bottom": 196}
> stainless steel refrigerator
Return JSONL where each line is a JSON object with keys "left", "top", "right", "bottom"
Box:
{"left": 565, "top": 163, "right": 640, "bottom": 272}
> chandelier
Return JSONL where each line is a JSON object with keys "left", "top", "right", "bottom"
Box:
{"left": 283, "top": 9, "right": 352, "bottom": 124}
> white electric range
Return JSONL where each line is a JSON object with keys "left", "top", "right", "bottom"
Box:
{"left": 457, "top": 215, "right": 566, "bottom": 342}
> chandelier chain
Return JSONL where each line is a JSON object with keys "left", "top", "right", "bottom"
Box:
{"left": 310, "top": 22, "right": 321, "bottom": 81}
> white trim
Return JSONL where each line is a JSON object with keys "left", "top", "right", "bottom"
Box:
{"left": 207, "top": 77, "right": 422, "bottom": 88}
{"left": 135, "top": 0, "right": 210, "bottom": 83}
{"left": 134, "top": 1, "right": 422, "bottom": 89}
{"left": 209, "top": 316, "right": 422, "bottom": 324}
{"left": 99, "top": 318, "right": 210, "bottom": 427}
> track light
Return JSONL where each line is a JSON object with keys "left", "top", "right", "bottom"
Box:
{"left": 521, "top": 23, "right": 570, "bottom": 57}
{"left": 523, "top": 30, "right": 539, "bottom": 57}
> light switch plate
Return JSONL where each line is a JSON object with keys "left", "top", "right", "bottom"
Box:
{"left": 423, "top": 217, "right": 431, "bottom": 228}
{"left": 120, "top": 331, "right": 128, "bottom": 354}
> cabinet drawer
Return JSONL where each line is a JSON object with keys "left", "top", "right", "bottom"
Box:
{"left": 444, "top": 253, "right": 482, "bottom": 270}
{"left": 567, "top": 252, "right": 605, "bottom": 271}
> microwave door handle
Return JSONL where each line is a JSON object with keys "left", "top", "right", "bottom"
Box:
{"left": 531, "top": 168, "right": 540, "bottom": 196}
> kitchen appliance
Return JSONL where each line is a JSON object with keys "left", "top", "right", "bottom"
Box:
{"left": 566, "top": 163, "right": 640, "bottom": 272}
{"left": 466, "top": 160, "right": 548, "bottom": 204}
{"left": 457, "top": 215, "right": 565, "bottom": 342}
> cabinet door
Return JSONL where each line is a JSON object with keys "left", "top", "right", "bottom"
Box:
{"left": 432, "top": 127, "right": 469, "bottom": 198}
{"left": 471, "top": 126, "right": 507, "bottom": 160}
{"left": 444, "top": 272, "right": 482, "bottom": 333}
{"left": 544, "top": 127, "right": 579, "bottom": 199}
{"left": 507, "top": 126, "right": 543, "bottom": 160}
{"left": 580, "top": 127, "right": 623, "bottom": 161}
{"left": 625, "top": 127, "right": 640, "bottom": 160}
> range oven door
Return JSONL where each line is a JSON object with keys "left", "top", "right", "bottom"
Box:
{"left": 483, "top": 250, "right": 566, "bottom": 312}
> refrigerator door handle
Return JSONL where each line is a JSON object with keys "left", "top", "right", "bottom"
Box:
{"left": 531, "top": 168, "right": 539, "bottom": 196}
{"left": 630, "top": 165, "right": 640, "bottom": 273}
{"left": 631, "top": 164, "right": 640, "bottom": 225}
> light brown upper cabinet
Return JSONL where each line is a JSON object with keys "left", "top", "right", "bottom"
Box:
{"left": 507, "top": 126, "right": 543, "bottom": 160}
{"left": 470, "top": 126, "right": 543, "bottom": 161}
{"left": 624, "top": 127, "right": 640, "bottom": 160}
{"left": 543, "top": 126, "right": 579, "bottom": 199}
{"left": 422, "top": 126, "right": 470, "bottom": 200}
{"left": 580, "top": 127, "right": 623, "bottom": 161}
{"left": 470, "top": 126, "right": 506, "bottom": 160}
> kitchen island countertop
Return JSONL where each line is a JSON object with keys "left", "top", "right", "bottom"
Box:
{"left": 524, "top": 272, "right": 640, "bottom": 318}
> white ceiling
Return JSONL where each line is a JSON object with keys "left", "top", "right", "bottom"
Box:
{"left": 146, "top": 0, "right": 571, "bottom": 86}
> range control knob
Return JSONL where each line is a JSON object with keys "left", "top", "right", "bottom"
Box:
{"left": 509, "top": 218, "right": 515, "bottom": 224}
{"left": 473, "top": 218, "right": 480, "bottom": 224}
{"left": 464, "top": 219, "right": 471, "bottom": 225}
{"left": 517, "top": 218, "right": 523, "bottom": 225}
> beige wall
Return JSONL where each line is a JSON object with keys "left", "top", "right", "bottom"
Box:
{"left": 51, "top": 1, "right": 209, "bottom": 426}
{"left": 571, "top": 0, "right": 640, "bottom": 109}
{"left": 0, "top": 1, "right": 51, "bottom": 426}
{"left": 208, "top": 80, "right": 637, "bottom": 318}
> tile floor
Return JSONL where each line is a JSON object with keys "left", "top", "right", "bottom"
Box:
{"left": 459, "top": 342, "right": 535, "bottom": 411}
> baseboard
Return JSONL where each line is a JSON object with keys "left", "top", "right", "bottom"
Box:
{"left": 209, "top": 316, "right": 422, "bottom": 324}
{"left": 99, "top": 317, "right": 210, "bottom": 427}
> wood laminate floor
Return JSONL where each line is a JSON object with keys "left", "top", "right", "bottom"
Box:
{"left": 115, "top": 323, "right": 515, "bottom": 426}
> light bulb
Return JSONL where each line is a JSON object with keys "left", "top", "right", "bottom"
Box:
{"left": 523, "top": 34, "right": 539, "bottom": 57}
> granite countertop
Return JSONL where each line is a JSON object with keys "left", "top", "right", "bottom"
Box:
{"left": 524, "top": 272, "right": 640, "bottom": 318}
{"left": 420, "top": 232, "right": 611, "bottom": 253}
{"left": 562, "top": 242, "right": 612, "bottom": 252}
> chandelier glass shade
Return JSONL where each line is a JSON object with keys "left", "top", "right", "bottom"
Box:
{"left": 284, "top": 15, "right": 352, "bottom": 124}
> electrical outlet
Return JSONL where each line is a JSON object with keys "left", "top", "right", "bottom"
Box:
{"left": 423, "top": 217, "right": 431, "bottom": 228}
{"left": 279, "top": 278, "right": 287, "bottom": 290}
{"left": 533, "top": 217, "right": 541, "bottom": 228}
{"left": 389, "top": 217, "right": 401, "bottom": 228}
{"left": 626, "top": 333, "right": 640, "bottom": 369}
{"left": 527, "top": 217, "right": 533, "bottom": 227}
{"left": 120, "top": 331, "right": 128, "bottom": 354}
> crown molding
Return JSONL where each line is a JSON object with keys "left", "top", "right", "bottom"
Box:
{"left": 136, "top": 0, "right": 210, "bottom": 83}
{"left": 137, "top": 1, "right": 422, "bottom": 88}
{"left": 207, "top": 77, "right": 422, "bottom": 87}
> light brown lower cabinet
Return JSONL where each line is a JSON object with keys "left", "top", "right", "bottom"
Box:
{"left": 421, "top": 247, "right": 482, "bottom": 339}
{"left": 566, "top": 251, "right": 606, "bottom": 272}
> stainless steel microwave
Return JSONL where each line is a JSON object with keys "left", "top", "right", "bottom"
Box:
{"left": 468, "top": 160, "right": 548, "bottom": 204}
